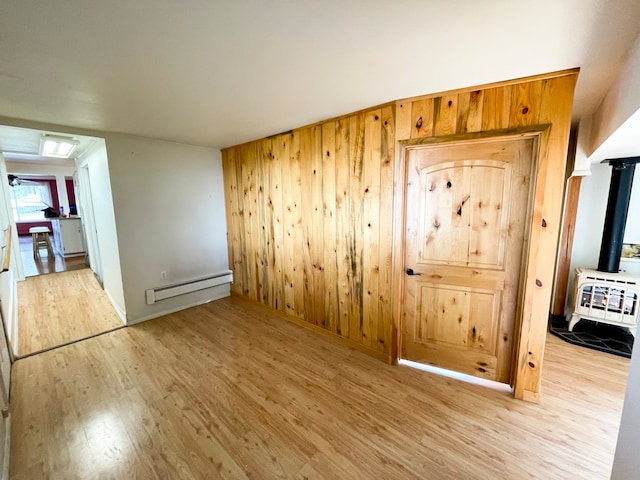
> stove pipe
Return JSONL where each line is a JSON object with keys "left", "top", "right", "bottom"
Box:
{"left": 597, "top": 157, "right": 640, "bottom": 273}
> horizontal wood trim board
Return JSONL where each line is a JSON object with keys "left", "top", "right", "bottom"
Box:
{"left": 397, "top": 68, "right": 580, "bottom": 106}
{"left": 221, "top": 70, "right": 578, "bottom": 401}
{"left": 399, "top": 124, "right": 552, "bottom": 147}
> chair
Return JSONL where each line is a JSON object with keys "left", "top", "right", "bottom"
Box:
{"left": 29, "top": 226, "right": 54, "bottom": 259}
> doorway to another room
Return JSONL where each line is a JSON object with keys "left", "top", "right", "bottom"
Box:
{"left": 10, "top": 173, "right": 87, "bottom": 277}
{"left": 1, "top": 125, "right": 123, "bottom": 357}
{"left": 400, "top": 136, "right": 536, "bottom": 385}
{"left": 18, "top": 232, "right": 86, "bottom": 277}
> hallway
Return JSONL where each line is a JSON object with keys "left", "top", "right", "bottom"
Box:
{"left": 17, "top": 268, "right": 123, "bottom": 357}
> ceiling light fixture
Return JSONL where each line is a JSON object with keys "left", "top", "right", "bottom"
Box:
{"left": 39, "top": 134, "right": 79, "bottom": 158}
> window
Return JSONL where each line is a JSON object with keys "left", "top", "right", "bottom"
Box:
{"left": 10, "top": 181, "right": 54, "bottom": 221}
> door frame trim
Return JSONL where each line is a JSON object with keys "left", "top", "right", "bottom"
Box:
{"left": 391, "top": 125, "right": 552, "bottom": 400}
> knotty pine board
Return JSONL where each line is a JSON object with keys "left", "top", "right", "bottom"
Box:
{"left": 222, "top": 70, "right": 578, "bottom": 389}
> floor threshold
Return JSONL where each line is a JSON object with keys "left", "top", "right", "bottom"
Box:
{"left": 398, "top": 358, "right": 513, "bottom": 394}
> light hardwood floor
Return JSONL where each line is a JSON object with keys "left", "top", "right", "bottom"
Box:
{"left": 17, "top": 268, "right": 123, "bottom": 356}
{"left": 10, "top": 295, "right": 630, "bottom": 479}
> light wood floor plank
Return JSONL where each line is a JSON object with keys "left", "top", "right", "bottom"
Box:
{"left": 10, "top": 295, "right": 629, "bottom": 479}
{"left": 17, "top": 268, "right": 123, "bottom": 356}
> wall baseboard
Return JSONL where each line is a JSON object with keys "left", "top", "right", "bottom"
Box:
{"left": 127, "top": 289, "right": 230, "bottom": 326}
{"left": 2, "top": 415, "right": 10, "bottom": 480}
{"left": 104, "top": 288, "right": 127, "bottom": 325}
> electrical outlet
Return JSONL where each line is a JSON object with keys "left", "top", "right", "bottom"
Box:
{"left": 160, "top": 270, "right": 168, "bottom": 280}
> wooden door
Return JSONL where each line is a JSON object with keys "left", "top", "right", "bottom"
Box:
{"left": 401, "top": 137, "right": 535, "bottom": 383}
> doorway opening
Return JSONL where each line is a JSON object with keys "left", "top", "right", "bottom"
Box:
{"left": 398, "top": 135, "right": 537, "bottom": 385}
{"left": 0, "top": 125, "right": 121, "bottom": 357}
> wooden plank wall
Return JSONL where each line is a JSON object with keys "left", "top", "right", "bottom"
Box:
{"left": 222, "top": 70, "right": 578, "bottom": 387}
{"left": 222, "top": 107, "right": 395, "bottom": 360}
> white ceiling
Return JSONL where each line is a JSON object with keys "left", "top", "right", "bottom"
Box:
{"left": 1, "top": 0, "right": 640, "bottom": 149}
{"left": 590, "top": 108, "right": 640, "bottom": 164}
{"left": 0, "top": 125, "right": 98, "bottom": 164}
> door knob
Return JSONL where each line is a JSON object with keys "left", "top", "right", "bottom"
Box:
{"left": 406, "top": 268, "right": 421, "bottom": 276}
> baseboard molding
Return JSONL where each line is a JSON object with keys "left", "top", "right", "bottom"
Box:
{"left": 2, "top": 414, "right": 10, "bottom": 480}
{"left": 127, "top": 290, "right": 230, "bottom": 326}
{"left": 104, "top": 288, "right": 127, "bottom": 325}
{"left": 230, "top": 293, "right": 392, "bottom": 364}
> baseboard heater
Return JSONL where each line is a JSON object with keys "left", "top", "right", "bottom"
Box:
{"left": 145, "top": 270, "right": 233, "bottom": 305}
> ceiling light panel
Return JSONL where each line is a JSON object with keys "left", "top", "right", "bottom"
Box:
{"left": 39, "top": 135, "right": 79, "bottom": 158}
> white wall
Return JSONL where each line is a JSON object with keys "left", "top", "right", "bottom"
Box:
{"left": 623, "top": 171, "right": 640, "bottom": 244}
{"left": 103, "top": 134, "right": 229, "bottom": 324}
{"left": 0, "top": 116, "right": 231, "bottom": 326}
{"left": 572, "top": 117, "right": 593, "bottom": 176}
{"left": 611, "top": 333, "right": 640, "bottom": 479}
{"left": 5, "top": 160, "right": 76, "bottom": 213}
{"left": 567, "top": 163, "right": 609, "bottom": 308}
{"left": 76, "top": 140, "right": 126, "bottom": 322}
{"left": 589, "top": 32, "right": 640, "bottom": 156}
{"left": 0, "top": 153, "right": 23, "bottom": 350}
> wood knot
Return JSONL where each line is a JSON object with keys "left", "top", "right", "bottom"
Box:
{"left": 416, "top": 116, "right": 423, "bottom": 129}
{"left": 522, "top": 107, "right": 529, "bottom": 114}
{"left": 448, "top": 100, "right": 453, "bottom": 107}
{"left": 535, "top": 279, "right": 543, "bottom": 287}
{"left": 528, "top": 361, "right": 536, "bottom": 369}
{"left": 446, "top": 181, "right": 452, "bottom": 188}
{"left": 374, "top": 115, "right": 379, "bottom": 120}
{"left": 541, "top": 218, "right": 547, "bottom": 228}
